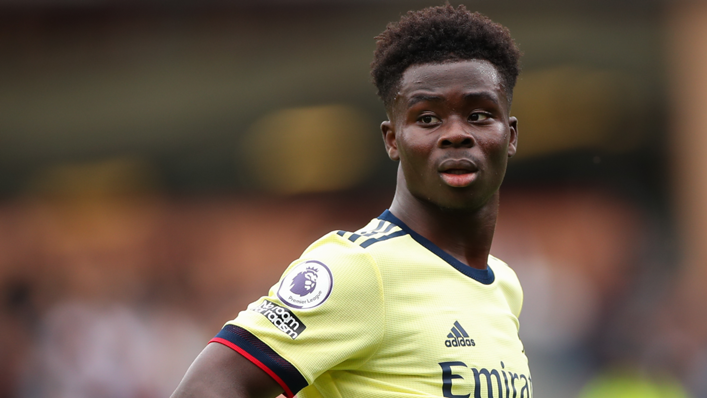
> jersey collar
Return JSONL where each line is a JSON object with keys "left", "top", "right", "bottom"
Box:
{"left": 378, "top": 209, "right": 495, "bottom": 285}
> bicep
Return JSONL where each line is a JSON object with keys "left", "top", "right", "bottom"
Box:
{"left": 171, "top": 342, "right": 283, "bottom": 398}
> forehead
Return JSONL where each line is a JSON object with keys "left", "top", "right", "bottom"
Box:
{"left": 396, "top": 59, "right": 506, "bottom": 106}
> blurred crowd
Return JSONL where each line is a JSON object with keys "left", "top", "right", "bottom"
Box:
{"left": 0, "top": 184, "right": 387, "bottom": 398}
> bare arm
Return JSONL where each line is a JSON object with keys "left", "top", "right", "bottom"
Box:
{"left": 171, "top": 343, "right": 284, "bottom": 398}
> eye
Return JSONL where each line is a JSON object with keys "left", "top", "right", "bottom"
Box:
{"left": 469, "top": 112, "right": 490, "bottom": 122}
{"left": 418, "top": 115, "right": 441, "bottom": 125}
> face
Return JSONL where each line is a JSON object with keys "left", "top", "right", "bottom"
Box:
{"left": 381, "top": 60, "right": 518, "bottom": 210}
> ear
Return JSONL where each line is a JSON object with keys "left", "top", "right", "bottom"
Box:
{"left": 381, "top": 120, "right": 400, "bottom": 161}
{"left": 507, "top": 116, "right": 518, "bottom": 158}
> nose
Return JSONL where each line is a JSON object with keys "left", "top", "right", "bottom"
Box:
{"left": 438, "top": 118, "right": 474, "bottom": 148}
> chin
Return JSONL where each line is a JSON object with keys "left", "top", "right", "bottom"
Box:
{"left": 432, "top": 190, "right": 499, "bottom": 212}
{"left": 425, "top": 196, "right": 486, "bottom": 212}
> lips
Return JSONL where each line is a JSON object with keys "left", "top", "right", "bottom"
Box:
{"left": 438, "top": 158, "right": 479, "bottom": 188}
{"left": 438, "top": 158, "right": 478, "bottom": 173}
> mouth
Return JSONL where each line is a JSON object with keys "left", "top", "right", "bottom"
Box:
{"left": 438, "top": 159, "right": 479, "bottom": 188}
{"left": 443, "top": 169, "right": 471, "bottom": 175}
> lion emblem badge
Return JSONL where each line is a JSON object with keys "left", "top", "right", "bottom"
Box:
{"left": 290, "top": 267, "right": 318, "bottom": 296}
{"left": 277, "top": 260, "right": 333, "bottom": 309}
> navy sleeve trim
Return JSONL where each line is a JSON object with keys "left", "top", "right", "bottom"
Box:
{"left": 211, "top": 325, "right": 308, "bottom": 397}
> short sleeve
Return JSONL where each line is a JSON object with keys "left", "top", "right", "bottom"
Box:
{"left": 211, "top": 232, "right": 385, "bottom": 397}
{"left": 489, "top": 255, "right": 524, "bottom": 318}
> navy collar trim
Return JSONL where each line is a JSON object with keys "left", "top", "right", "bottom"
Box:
{"left": 378, "top": 209, "right": 495, "bottom": 285}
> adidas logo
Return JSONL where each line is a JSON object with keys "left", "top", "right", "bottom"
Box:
{"left": 445, "top": 321, "right": 475, "bottom": 347}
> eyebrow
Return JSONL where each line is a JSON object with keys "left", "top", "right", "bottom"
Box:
{"left": 406, "top": 91, "right": 501, "bottom": 108}
{"left": 463, "top": 92, "right": 500, "bottom": 106}
{"left": 407, "top": 94, "right": 443, "bottom": 108}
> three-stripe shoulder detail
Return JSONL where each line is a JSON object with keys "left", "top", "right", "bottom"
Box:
{"left": 335, "top": 219, "right": 408, "bottom": 248}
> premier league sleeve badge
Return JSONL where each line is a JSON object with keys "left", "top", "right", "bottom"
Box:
{"left": 277, "top": 260, "right": 334, "bottom": 309}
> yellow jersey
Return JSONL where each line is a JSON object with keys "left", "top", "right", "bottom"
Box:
{"left": 212, "top": 210, "right": 532, "bottom": 398}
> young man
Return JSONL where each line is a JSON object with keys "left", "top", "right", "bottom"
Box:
{"left": 172, "top": 5, "right": 530, "bottom": 398}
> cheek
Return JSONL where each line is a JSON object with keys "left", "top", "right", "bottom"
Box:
{"left": 397, "top": 138, "right": 435, "bottom": 188}
{"left": 397, "top": 133, "right": 432, "bottom": 163}
{"left": 478, "top": 132, "right": 510, "bottom": 157}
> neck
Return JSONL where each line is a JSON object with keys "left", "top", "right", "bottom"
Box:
{"left": 389, "top": 180, "right": 499, "bottom": 271}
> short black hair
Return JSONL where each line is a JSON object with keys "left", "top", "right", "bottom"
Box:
{"left": 371, "top": 5, "right": 521, "bottom": 110}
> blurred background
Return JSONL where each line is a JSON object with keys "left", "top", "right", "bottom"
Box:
{"left": 1, "top": 0, "right": 706, "bottom": 397}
